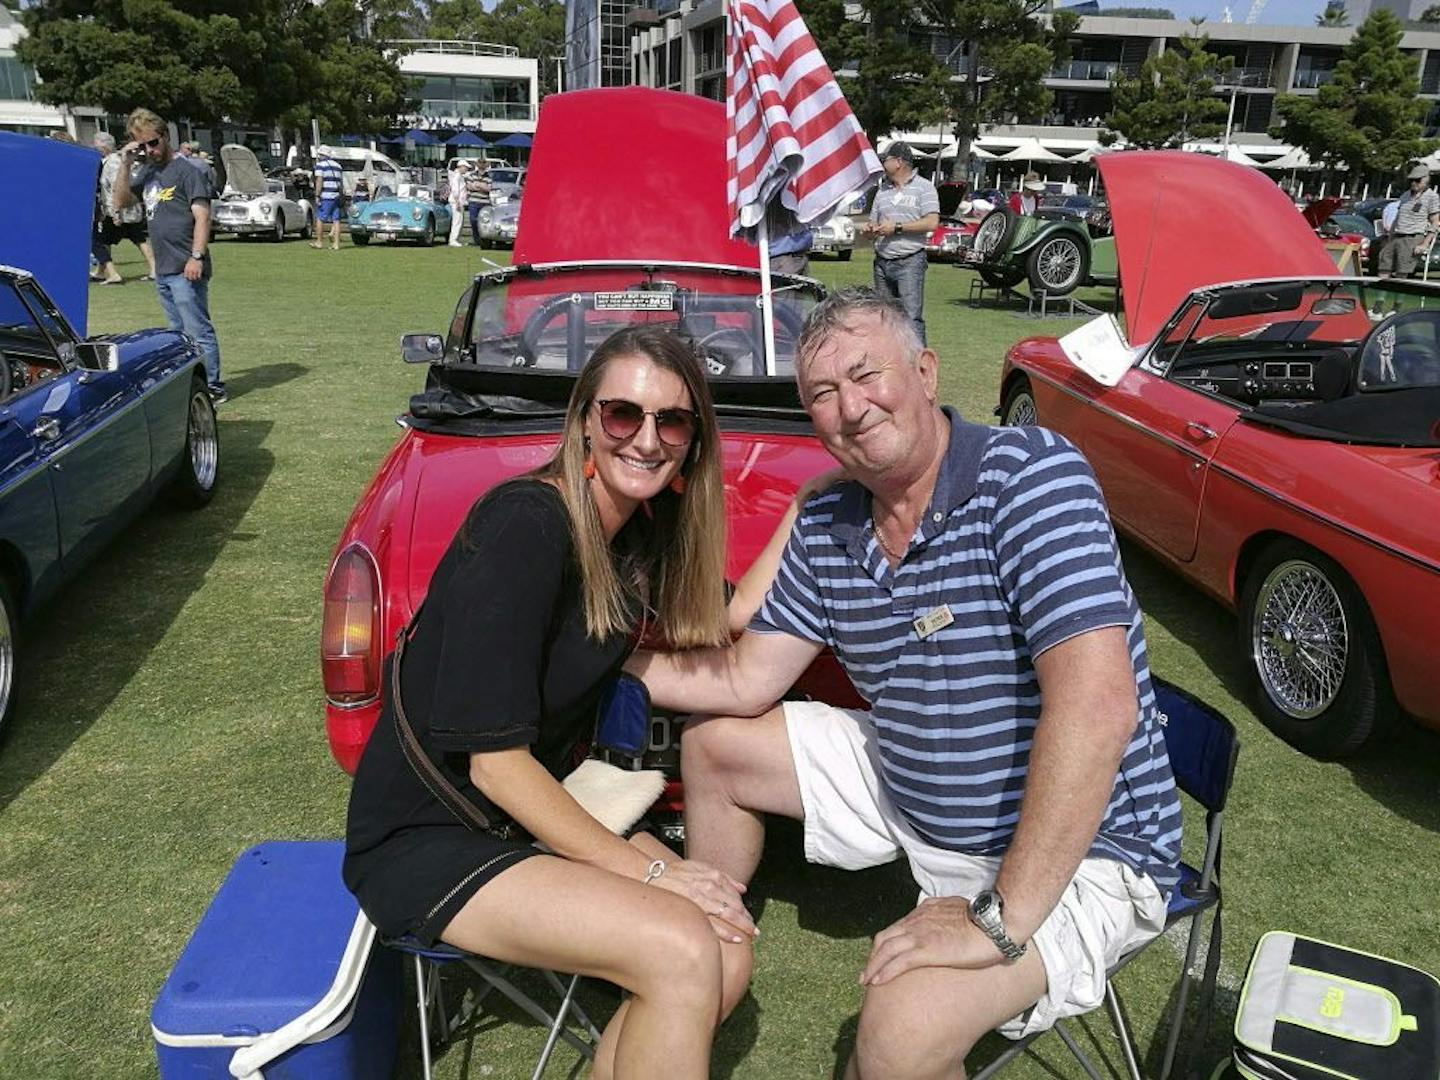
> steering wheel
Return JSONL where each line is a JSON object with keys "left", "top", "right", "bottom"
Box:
{"left": 0, "top": 351, "right": 15, "bottom": 402}
{"left": 695, "top": 327, "right": 754, "bottom": 375}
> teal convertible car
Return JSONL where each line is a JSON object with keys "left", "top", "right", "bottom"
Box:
{"left": 347, "top": 183, "right": 452, "bottom": 247}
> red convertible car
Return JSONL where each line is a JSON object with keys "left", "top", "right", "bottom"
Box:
{"left": 320, "top": 90, "right": 858, "bottom": 818}
{"left": 999, "top": 151, "right": 1440, "bottom": 758}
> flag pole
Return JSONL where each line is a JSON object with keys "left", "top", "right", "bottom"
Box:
{"left": 758, "top": 213, "right": 778, "bottom": 376}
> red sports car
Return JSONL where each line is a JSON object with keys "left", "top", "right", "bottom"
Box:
{"left": 998, "top": 150, "right": 1440, "bottom": 758}
{"left": 320, "top": 89, "right": 860, "bottom": 823}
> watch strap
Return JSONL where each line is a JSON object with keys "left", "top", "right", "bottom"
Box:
{"left": 970, "top": 890, "right": 1028, "bottom": 961}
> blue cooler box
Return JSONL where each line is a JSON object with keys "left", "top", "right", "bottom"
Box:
{"left": 151, "top": 841, "right": 400, "bottom": 1080}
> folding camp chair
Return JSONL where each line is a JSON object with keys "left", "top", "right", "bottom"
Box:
{"left": 384, "top": 934, "right": 601, "bottom": 1080}
{"left": 973, "top": 677, "right": 1240, "bottom": 1080}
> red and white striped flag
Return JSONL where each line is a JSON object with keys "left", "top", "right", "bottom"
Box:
{"left": 726, "top": 0, "right": 881, "bottom": 238}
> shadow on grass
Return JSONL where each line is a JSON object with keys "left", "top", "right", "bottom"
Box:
{"left": 225, "top": 361, "right": 308, "bottom": 399}
{"left": 1120, "top": 538, "right": 1440, "bottom": 835}
{"left": 0, "top": 418, "right": 274, "bottom": 812}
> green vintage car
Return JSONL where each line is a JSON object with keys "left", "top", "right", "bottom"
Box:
{"left": 962, "top": 203, "right": 1118, "bottom": 296}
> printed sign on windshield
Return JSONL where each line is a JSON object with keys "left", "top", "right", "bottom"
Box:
{"left": 595, "top": 292, "right": 676, "bottom": 311}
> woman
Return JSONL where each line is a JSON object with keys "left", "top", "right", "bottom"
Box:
{"left": 344, "top": 326, "right": 756, "bottom": 1079}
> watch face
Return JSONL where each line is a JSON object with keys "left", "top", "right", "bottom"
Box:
{"left": 972, "top": 892, "right": 995, "bottom": 917}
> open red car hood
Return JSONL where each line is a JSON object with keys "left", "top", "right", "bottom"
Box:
{"left": 401, "top": 427, "right": 836, "bottom": 610}
{"left": 515, "top": 89, "right": 761, "bottom": 269}
{"left": 1097, "top": 151, "right": 1336, "bottom": 345}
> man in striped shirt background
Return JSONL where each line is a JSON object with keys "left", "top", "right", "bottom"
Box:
{"left": 311, "top": 146, "right": 345, "bottom": 251}
{"left": 630, "top": 288, "right": 1181, "bottom": 1078}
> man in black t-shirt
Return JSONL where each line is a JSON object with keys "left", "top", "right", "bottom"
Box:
{"left": 111, "top": 107, "right": 226, "bottom": 403}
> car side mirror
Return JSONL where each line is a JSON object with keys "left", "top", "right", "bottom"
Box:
{"left": 401, "top": 333, "right": 444, "bottom": 363}
{"left": 74, "top": 341, "right": 120, "bottom": 373}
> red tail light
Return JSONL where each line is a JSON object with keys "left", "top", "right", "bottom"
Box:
{"left": 322, "top": 546, "right": 381, "bottom": 705}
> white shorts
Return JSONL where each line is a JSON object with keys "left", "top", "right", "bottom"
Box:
{"left": 782, "top": 700, "right": 1168, "bottom": 1039}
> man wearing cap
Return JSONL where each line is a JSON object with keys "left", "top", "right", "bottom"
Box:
{"left": 1378, "top": 165, "right": 1440, "bottom": 278}
{"left": 313, "top": 146, "right": 345, "bottom": 250}
{"left": 1011, "top": 172, "right": 1045, "bottom": 216}
{"left": 863, "top": 142, "right": 940, "bottom": 344}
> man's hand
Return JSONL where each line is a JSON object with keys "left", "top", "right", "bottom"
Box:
{"left": 184, "top": 257, "right": 203, "bottom": 282}
{"left": 860, "top": 897, "right": 1007, "bottom": 986}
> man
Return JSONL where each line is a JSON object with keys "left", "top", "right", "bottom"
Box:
{"left": 1378, "top": 164, "right": 1440, "bottom": 279}
{"left": 767, "top": 201, "right": 813, "bottom": 276}
{"left": 94, "top": 131, "right": 158, "bottom": 284}
{"left": 862, "top": 142, "right": 939, "bottom": 344}
{"left": 628, "top": 288, "right": 1181, "bottom": 1079}
{"left": 465, "top": 164, "right": 491, "bottom": 246}
{"left": 112, "top": 108, "right": 226, "bottom": 403}
{"left": 312, "top": 145, "right": 345, "bottom": 251}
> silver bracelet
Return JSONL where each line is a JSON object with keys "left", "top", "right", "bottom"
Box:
{"left": 641, "top": 858, "right": 666, "bottom": 885}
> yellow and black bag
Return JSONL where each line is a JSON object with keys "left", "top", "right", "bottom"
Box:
{"left": 1234, "top": 931, "right": 1440, "bottom": 1080}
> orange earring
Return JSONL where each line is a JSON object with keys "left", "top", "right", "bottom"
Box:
{"left": 583, "top": 456, "right": 597, "bottom": 480}
{"left": 669, "top": 474, "right": 687, "bottom": 495}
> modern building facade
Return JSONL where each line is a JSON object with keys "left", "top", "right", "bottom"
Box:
{"left": 393, "top": 40, "right": 539, "bottom": 134}
{"left": 627, "top": 2, "right": 1440, "bottom": 178}
{"left": 566, "top": 0, "right": 635, "bottom": 90}
{"left": 0, "top": 7, "right": 103, "bottom": 139}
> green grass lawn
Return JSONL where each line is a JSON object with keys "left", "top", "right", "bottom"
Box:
{"left": 0, "top": 237, "right": 1437, "bottom": 1079}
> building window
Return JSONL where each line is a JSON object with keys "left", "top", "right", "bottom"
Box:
{"left": 409, "top": 75, "right": 533, "bottom": 121}
{"left": 669, "top": 38, "right": 683, "bottom": 89}
{"left": 0, "top": 54, "right": 36, "bottom": 102}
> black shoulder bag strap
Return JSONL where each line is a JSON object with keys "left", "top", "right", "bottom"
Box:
{"left": 389, "top": 603, "right": 504, "bottom": 836}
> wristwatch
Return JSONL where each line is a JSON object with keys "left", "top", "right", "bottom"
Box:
{"left": 893, "top": 221, "right": 903, "bottom": 236}
{"left": 968, "top": 889, "right": 1027, "bottom": 961}
{"left": 190, "top": 250, "right": 205, "bottom": 261}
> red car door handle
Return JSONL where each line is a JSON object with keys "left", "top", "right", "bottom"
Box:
{"left": 1185, "top": 421, "right": 1218, "bottom": 441}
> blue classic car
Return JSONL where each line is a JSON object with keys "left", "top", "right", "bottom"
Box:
{"left": 0, "top": 133, "right": 219, "bottom": 742}
{"left": 347, "top": 182, "right": 452, "bottom": 246}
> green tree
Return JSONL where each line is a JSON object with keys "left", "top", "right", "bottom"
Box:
{"left": 15, "top": 0, "right": 412, "bottom": 131}
{"left": 1272, "top": 9, "right": 1436, "bottom": 180}
{"left": 425, "top": 0, "right": 565, "bottom": 97}
{"left": 1317, "top": 2, "right": 1351, "bottom": 27}
{"left": 916, "top": 0, "right": 1080, "bottom": 180}
{"left": 1423, "top": 4, "right": 1440, "bottom": 22}
{"left": 1103, "top": 33, "right": 1231, "bottom": 148}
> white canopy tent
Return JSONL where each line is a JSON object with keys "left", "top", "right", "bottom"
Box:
{"left": 996, "top": 138, "right": 1068, "bottom": 163}
{"left": 1259, "top": 147, "right": 1319, "bottom": 171}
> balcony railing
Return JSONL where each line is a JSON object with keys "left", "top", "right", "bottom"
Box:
{"left": 417, "top": 99, "right": 537, "bottom": 121}
{"left": 1292, "top": 69, "right": 1335, "bottom": 89}
{"left": 1049, "top": 59, "right": 1122, "bottom": 80}
{"left": 390, "top": 39, "right": 520, "bottom": 58}
{"left": 1216, "top": 65, "right": 1274, "bottom": 88}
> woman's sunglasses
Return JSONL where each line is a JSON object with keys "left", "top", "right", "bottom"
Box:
{"left": 595, "top": 398, "right": 698, "bottom": 447}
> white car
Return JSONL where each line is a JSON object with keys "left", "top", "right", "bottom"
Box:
{"left": 324, "top": 146, "right": 407, "bottom": 198}
{"left": 476, "top": 198, "right": 520, "bottom": 247}
{"left": 811, "top": 213, "right": 855, "bottom": 260}
{"left": 484, "top": 166, "right": 526, "bottom": 206}
{"left": 213, "top": 145, "right": 314, "bottom": 241}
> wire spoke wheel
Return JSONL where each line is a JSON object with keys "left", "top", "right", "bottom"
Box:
{"left": 0, "top": 586, "right": 13, "bottom": 738}
{"left": 1252, "top": 559, "right": 1348, "bottom": 720}
{"left": 187, "top": 389, "right": 219, "bottom": 491}
{"left": 1034, "top": 237, "right": 1083, "bottom": 292}
{"left": 974, "top": 213, "right": 1008, "bottom": 258}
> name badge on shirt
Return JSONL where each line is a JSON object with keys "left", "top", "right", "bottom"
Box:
{"left": 913, "top": 604, "right": 954, "bottom": 639}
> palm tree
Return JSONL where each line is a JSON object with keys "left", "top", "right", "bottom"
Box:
{"left": 1316, "top": 2, "right": 1350, "bottom": 27}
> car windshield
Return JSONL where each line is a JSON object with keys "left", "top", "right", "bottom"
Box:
{"left": 1164, "top": 280, "right": 1440, "bottom": 391}
{"left": 457, "top": 263, "right": 824, "bottom": 381}
{"left": 488, "top": 169, "right": 521, "bottom": 185}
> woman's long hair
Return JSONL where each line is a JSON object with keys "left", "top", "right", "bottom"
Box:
{"left": 514, "top": 326, "right": 728, "bottom": 648}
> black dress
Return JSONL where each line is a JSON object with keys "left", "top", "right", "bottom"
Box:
{"left": 343, "top": 480, "right": 633, "bottom": 945}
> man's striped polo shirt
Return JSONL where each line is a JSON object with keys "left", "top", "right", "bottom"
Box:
{"left": 752, "top": 408, "right": 1182, "bottom": 896}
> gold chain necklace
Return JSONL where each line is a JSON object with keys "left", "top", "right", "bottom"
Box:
{"left": 873, "top": 519, "right": 909, "bottom": 563}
